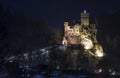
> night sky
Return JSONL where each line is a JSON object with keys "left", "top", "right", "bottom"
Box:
{"left": 1, "top": 0, "right": 120, "bottom": 27}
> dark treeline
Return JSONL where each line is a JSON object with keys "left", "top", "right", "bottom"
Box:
{"left": 96, "top": 11, "right": 120, "bottom": 71}
{"left": 0, "top": 3, "right": 63, "bottom": 56}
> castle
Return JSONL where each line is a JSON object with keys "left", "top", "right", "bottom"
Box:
{"left": 62, "top": 10, "right": 98, "bottom": 49}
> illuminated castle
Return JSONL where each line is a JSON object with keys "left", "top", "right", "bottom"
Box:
{"left": 62, "top": 10, "right": 104, "bottom": 57}
{"left": 62, "top": 10, "right": 97, "bottom": 47}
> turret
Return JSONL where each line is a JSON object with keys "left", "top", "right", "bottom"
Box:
{"left": 64, "top": 22, "right": 69, "bottom": 36}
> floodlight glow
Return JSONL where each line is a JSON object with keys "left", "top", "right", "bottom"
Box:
{"left": 95, "top": 44, "right": 104, "bottom": 57}
{"left": 81, "top": 37, "right": 93, "bottom": 50}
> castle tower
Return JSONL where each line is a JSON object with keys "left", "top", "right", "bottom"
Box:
{"left": 81, "top": 10, "right": 89, "bottom": 26}
{"left": 64, "top": 22, "right": 69, "bottom": 36}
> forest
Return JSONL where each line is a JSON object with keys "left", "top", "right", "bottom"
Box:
{"left": 0, "top": 3, "right": 63, "bottom": 57}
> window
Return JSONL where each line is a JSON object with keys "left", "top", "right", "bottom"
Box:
{"left": 76, "top": 30, "right": 79, "bottom": 32}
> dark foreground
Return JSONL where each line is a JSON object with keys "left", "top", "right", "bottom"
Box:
{"left": 0, "top": 45, "right": 120, "bottom": 78}
{"left": 0, "top": 62, "right": 120, "bottom": 78}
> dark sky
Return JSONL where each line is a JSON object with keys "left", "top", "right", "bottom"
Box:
{"left": 1, "top": 0, "right": 120, "bottom": 27}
